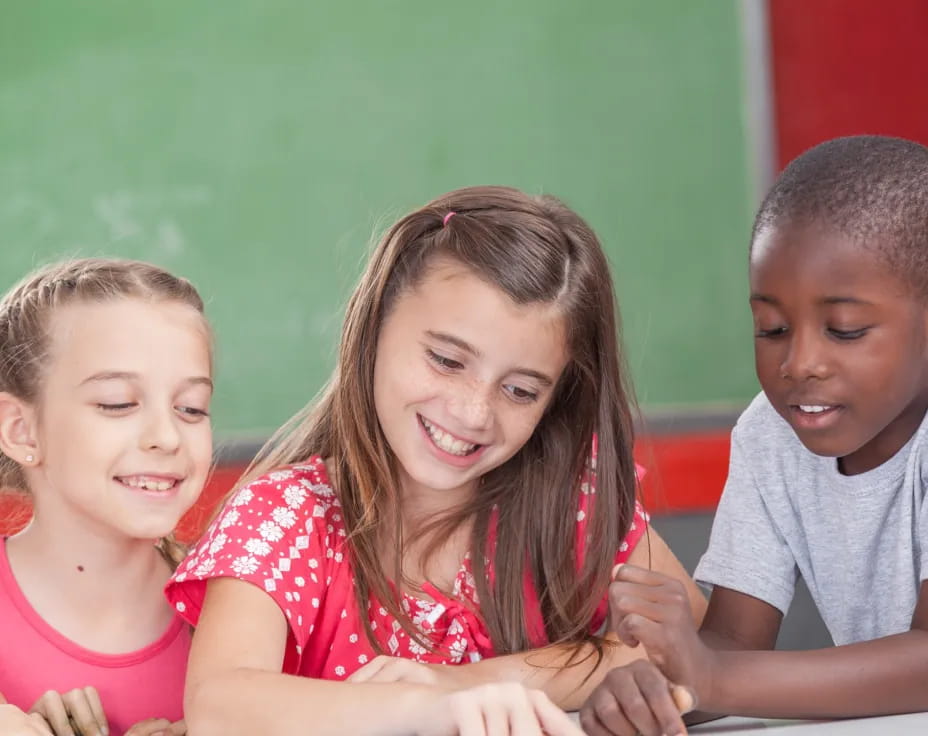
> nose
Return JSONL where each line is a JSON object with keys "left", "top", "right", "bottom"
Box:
{"left": 140, "top": 406, "right": 182, "bottom": 453}
{"left": 780, "top": 328, "right": 831, "bottom": 381}
{"left": 447, "top": 380, "right": 493, "bottom": 431}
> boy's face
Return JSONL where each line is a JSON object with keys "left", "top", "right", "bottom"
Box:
{"left": 750, "top": 221, "right": 928, "bottom": 474}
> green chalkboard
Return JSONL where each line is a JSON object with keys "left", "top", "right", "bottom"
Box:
{"left": 0, "top": 1, "right": 758, "bottom": 440}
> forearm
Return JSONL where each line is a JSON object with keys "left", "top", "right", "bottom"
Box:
{"left": 706, "top": 629, "right": 928, "bottom": 718}
{"left": 462, "top": 639, "right": 647, "bottom": 711}
{"left": 187, "top": 667, "right": 437, "bottom": 736}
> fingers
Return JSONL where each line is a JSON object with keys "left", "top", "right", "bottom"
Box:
{"left": 349, "top": 656, "right": 440, "bottom": 686}
{"left": 346, "top": 655, "right": 388, "bottom": 683}
{"left": 1, "top": 703, "right": 56, "bottom": 736}
{"left": 525, "top": 689, "right": 585, "bottom": 736}
{"left": 430, "top": 683, "right": 583, "bottom": 736}
{"left": 166, "top": 719, "right": 187, "bottom": 735}
{"left": 607, "top": 570, "right": 695, "bottom": 655}
{"left": 30, "top": 691, "right": 73, "bottom": 736}
{"left": 580, "top": 662, "right": 688, "bottom": 736}
{"left": 445, "top": 692, "right": 486, "bottom": 736}
{"left": 62, "top": 687, "right": 107, "bottom": 736}
{"left": 29, "top": 714, "right": 57, "bottom": 736}
{"left": 83, "top": 688, "right": 108, "bottom": 736}
{"left": 29, "top": 688, "right": 109, "bottom": 736}
{"left": 612, "top": 564, "right": 676, "bottom": 586}
{"left": 124, "top": 718, "right": 172, "bottom": 736}
{"left": 670, "top": 684, "right": 696, "bottom": 714}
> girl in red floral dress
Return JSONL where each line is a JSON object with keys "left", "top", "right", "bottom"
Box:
{"left": 167, "top": 186, "right": 705, "bottom": 735}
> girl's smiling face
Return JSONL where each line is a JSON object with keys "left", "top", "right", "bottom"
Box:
{"left": 750, "top": 221, "right": 928, "bottom": 474}
{"left": 373, "top": 257, "right": 569, "bottom": 504}
{"left": 27, "top": 297, "right": 213, "bottom": 540}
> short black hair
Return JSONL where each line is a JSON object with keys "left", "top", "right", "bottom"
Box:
{"left": 752, "top": 135, "right": 928, "bottom": 296}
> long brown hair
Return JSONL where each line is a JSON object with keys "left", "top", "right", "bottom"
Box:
{"left": 0, "top": 257, "right": 211, "bottom": 568}
{"left": 241, "top": 186, "right": 639, "bottom": 656}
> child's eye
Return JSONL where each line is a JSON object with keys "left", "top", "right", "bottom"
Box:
{"left": 503, "top": 385, "right": 539, "bottom": 403}
{"left": 97, "top": 402, "right": 136, "bottom": 412}
{"left": 426, "top": 349, "right": 464, "bottom": 371}
{"left": 754, "top": 326, "right": 787, "bottom": 338}
{"left": 176, "top": 406, "right": 211, "bottom": 419}
{"left": 828, "top": 327, "right": 869, "bottom": 340}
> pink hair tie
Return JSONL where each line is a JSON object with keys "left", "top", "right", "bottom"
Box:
{"left": 442, "top": 211, "right": 456, "bottom": 227}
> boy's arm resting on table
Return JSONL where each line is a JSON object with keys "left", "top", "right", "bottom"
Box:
{"left": 696, "top": 581, "right": 928, "bottom": 718}
{"left": 184, "top": 578, "right": 583, "bottom": 736}
{"left": 358, "top": 529, "right": 707, "bottom": 712}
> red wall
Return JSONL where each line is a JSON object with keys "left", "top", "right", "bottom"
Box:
{"left": 768, "top": 0, "right": 928, "bottom": 167}
{"left": 0, "top": 431, "right": 733, "bottom": 542}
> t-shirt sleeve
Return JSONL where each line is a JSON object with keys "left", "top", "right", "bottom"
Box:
{"left": 919, "top": 459, "right": 928, "bottom": 583}
{"left": 694, "top": 427, "right": 799, "bottom": 615}
{"left": 165, "top": 469, "right": 337, "bottom": 654}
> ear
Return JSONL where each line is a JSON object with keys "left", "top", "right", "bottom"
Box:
{"left": 0, "top": 391, "right": 40, "bottom": 466}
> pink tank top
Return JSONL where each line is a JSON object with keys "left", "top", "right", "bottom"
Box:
{"left": 0, "top": 539, "right": 190, "bottom": 736}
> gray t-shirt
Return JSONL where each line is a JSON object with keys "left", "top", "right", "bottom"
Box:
{"left": 695, "top": 392, "right": 928, "bottom": 646}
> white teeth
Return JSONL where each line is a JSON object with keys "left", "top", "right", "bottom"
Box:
{"left": 799, "top": 405, "right": 832, "bottom": 414}
{"left": 421, "top": 417, "right": 477, "bottom": 456}
{"left": 121, "top": 477, "right": 176, "bottom": 491}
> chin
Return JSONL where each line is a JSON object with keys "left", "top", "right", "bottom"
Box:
{"left": 792, "top": 434, "right": 850, "bottom": 459}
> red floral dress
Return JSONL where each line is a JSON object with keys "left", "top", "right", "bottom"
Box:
{"left": 166, "top": 457, "right": 649, "bottom": 678}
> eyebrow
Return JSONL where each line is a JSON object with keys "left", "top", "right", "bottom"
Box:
{"left": 425, "top": 330, "right": 555, "bottom": 386}
{"left": 79, "top": 371, "right": 214, "bottom": 390}
{"left": 749, "top": 294, "right": 874, "bottom": 307}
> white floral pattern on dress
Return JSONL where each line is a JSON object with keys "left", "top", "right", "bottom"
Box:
{"left": 166, "top": 457, "right": 650, "bottom": 682}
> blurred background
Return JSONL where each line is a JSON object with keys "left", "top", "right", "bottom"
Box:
{"left": 2, "top": 0, "right": 927, "bottom": 648}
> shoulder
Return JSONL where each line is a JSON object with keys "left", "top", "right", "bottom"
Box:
{"left": 172, "top": 456, "right": 345, "bottom": 584}
{"left": 222, "top": 457, "right": 341, "bottom": 524}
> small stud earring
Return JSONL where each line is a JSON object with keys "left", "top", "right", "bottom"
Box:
{"left": 25, "top": 454, "right": 34, "bottom": 463}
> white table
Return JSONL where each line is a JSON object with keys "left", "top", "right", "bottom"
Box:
{"left": 687, "top": 712, "right": 928, "bottom": 734}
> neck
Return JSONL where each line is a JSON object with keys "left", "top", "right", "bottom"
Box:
{"left": 7, "top": 506, "right": 171, "bottom": 614}
{"left": 390, "top": 472, "right": 478, "bottom": 592}
{"left": 396, "top": 472, "right": 477, "bottom": 527}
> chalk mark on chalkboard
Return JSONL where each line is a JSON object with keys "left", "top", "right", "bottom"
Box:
{"left": 92, "top": 187, "right": 211, "bottom": 253}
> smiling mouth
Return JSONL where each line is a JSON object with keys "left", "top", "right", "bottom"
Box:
{"left": 419, "top": 416, "right": 482, "bottom": 456}
{"left": 794, "top": 404, "right": 837, "bottom": 414}
{"left": 787, "top": 403, "right": 843, "bottom": 426}
{"left": 115, "top": 475, "right": 181, "bottom": 492}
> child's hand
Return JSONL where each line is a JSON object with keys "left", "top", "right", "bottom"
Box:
{"left": 124, "top": 718, "right": 186, "bottom": 736}
{"left": 0, "top": 693, "right": 54, "bottom": 736}
{"left": 29, "top": 688, "right": 108, "bottom": 736}
{"left": 418, "top": 683, "right": 584, "bottom": 736}
{"left": 579, "top": 659, "right": 694, "bottom": 736}
{"left": 607, "top": 565, "right": 717, "bottom": 702}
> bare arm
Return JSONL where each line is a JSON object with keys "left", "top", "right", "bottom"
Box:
{"left": 185, "top": 577, "right": 444, "bottom": 736}
{"left": 184, "top": 578, "right": 583, "bottom": 736}
{"left": 696, "top": 582, "right": 928, "bottom": 718}
{"left": 430, "top": 529, "right": 707, "bottom": 710}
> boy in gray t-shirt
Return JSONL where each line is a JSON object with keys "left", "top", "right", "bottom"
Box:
{"left": 580, "top": 135, "right": 928, "bottom": 736}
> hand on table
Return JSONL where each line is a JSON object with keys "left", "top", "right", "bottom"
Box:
{"left": 580, "top": 564, "right": 715, "bottom": 735}
{"left": 419, "top": 683, "right": 584, "bottom": 736}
